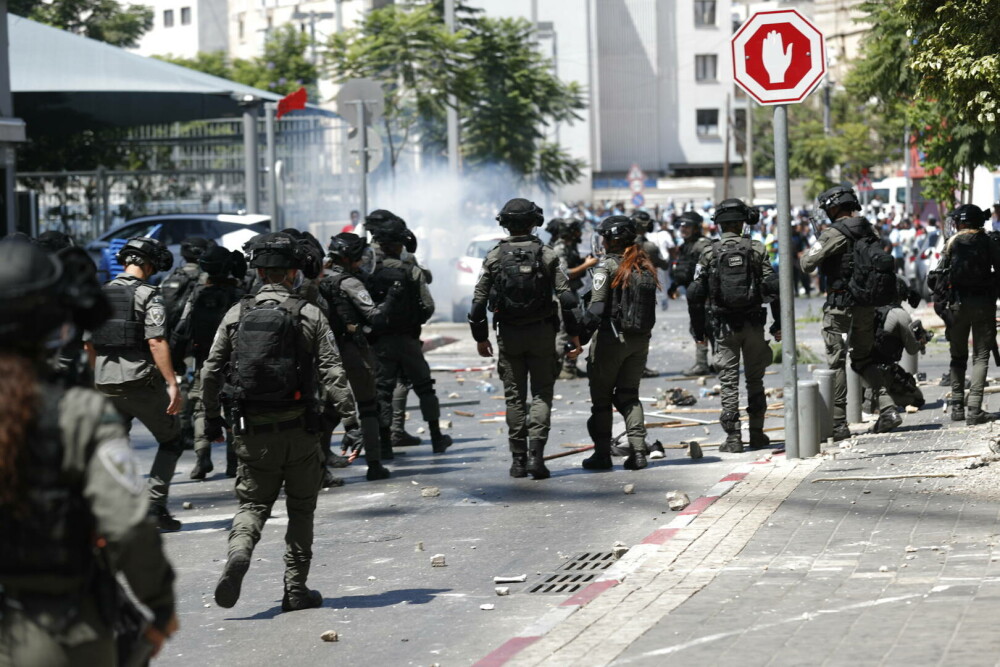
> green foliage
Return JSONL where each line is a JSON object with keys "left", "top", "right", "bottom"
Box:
{"left": 13, "top": 0, "right": 153, "bottom": 48}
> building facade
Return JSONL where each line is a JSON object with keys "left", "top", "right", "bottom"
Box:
{"left": 131, "top": 0, "right": 230, "bottom": 58}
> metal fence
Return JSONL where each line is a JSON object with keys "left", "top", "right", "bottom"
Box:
{"left": 16, "top": 115, "right": 356, "bottom": 242}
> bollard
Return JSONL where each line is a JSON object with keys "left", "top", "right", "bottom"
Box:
{"left": 901, "top": 351, "right": 918, "bottom": 376}
{"left": 797, "top": 380, "right": 820, "bottom": 458}
{"left": 847, "top": 364, "right": 862, "bottom": 424}
{"left": 813, "top": 369, "right": 835, "bottom": 442}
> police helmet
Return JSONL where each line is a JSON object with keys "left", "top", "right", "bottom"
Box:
{"left": 954, "top": 204, "right": 986, "bottom": 229}
{"left": 561, "top": 219, "right": 583, "bottom": 238}
{"left": 199, "top": 245, "right": 245, "bottom": 279}
{"left": 403, "top": 229, "right": 418, "bottom": 253}
{"left": 328, "top": 232, "right": 368, "bottom": 262}
{"left": 679, "top": 211, "right": 704, "bottom": 228}
{"left": 0, "top": 240, "right": 111, "bottom": 347}
{"left": 713, "top": 198, "right": 760, "bottom": 226}
{"left": 544, "top": 218, "right": 565, "bottom": 238}
{"left": 817, "top": 185, "right": 862, "bottom": 214}
{"left": 631, "top": 210, "right": 654, "bottom": 233}
{"left": 34, "top": 230, "right": 75, "bottom": 253}
{"left": 365, "top": 209, "right": 406, "bottom": 238}
{"left": 369, "top": 217, "right": 409, "bottom": 245}
{"left": 180, "top": 236, "right": 214, "bottom": 262}
{"left": 246, "top": 232, "right": 303, "bottom": 269}
{"left": 116, "top": 237, "right": 174, "bottom": 273}
{"left": 496, "top": 198, "right": 544, "bottom": 230}
{"left": 597, "top": 215, "right": 637, "bottom": 245}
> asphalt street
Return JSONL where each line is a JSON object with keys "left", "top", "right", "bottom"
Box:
{"left": 132, "top": 296, "right": 882, "bottom": 666}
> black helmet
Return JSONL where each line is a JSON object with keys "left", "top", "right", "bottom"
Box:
{"left": 180, "top": 236, "right": 214, "bottom": 262}
{"left": 365, "top": 209, "right": 406, "bottom": 238}
{"left": 199, "top": 245, "right": 245, "bottom": 279}
{"left": 713, "top": 198, "right": 760, "bottom": 226}
{"left": 496, "top": 198, "right": 543, "bottom": 230}
{"left": 561, "top": 219, "right": 582, "bottom": 237}
{"left": 116, "top": 237, "right": 174, "bottom": 273}
{"left": 597, "top": 215, "right": 637, "bottom": 244}
{"left": 246, "top": 232, "right": 302, "bottom": 269}
{"left": 0, "top": 240, "right": 111, "bottom": 347}
{"left": 34, "top": 230, "right": 75, "bottom": 253}
{"left": 954, "top": 204, "right": 986, "bottom": 228}
{"left": 289, "top": 230, "right": 325, "bottom": 279}
{"left": 631, "top": 210, "right": 653, "bottom": 233}
{"left": 369, "top": 217, "right": 409, "bottom": 244}
{"left": 544, "top": 217, "right": 565, "bottom": 238}
{"left": 817, "top": 185, "right": 861, "bottom": 214}
{"left": 679, "top": 211, "right": 704, "bottom": 228}
{"left": 328, "top": 232, "right": 368, "bottom": 262}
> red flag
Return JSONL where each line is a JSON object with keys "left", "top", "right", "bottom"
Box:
{"left": 276, "top": 87, "right": 308, "bottom": 119}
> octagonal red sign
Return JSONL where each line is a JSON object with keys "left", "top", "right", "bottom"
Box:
{"left": 732, "top": 9, "right": 826, "bottom": 105}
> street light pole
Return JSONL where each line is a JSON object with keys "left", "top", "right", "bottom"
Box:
{"left": 444, "top": 0, "right": 459, "bottom": 174}
{"left": 241, "top": 100, "right": 261, "bottom": 215}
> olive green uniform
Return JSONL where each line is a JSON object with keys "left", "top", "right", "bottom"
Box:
{"left": 689, "top": 232, "right": 779, "bottom": 434}
{"left": 586, "top": 255, "right": 652, "bottom": 453}
{"left": 163, "top": 262, "right": 206, "bottom": 450}
{"left": 800, "top": 220, "right": 883, "bottom": 425}
{"left": 552, "top": 238, "right": 585, "bottom": 375}
{"left": 471, "top": 236, "right": 578, "bottom": 450}
{"left": 92, "top": 274, "right": 182, "bottom": 512}
{"left": 201, "top": 284, "right": 357, "bottom": 595}
{"left": 672, "top": 235, "right": 715, "bottom": 373}
{"left": 870, "top": 307, "right": 925, "bottom": 411}
{"left": 0, "top": 385, "right": 175, "bottom": 666}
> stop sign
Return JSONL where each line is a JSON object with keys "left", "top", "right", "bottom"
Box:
{"left": 732, "top": 9, "right": 826, "bottom": 105}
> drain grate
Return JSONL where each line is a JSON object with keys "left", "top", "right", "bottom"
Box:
{"left": 524, "top": 572, "right": 598, "bottom": 594}
{"left": 558, "top": 551, "right": 617, "bottom": 572}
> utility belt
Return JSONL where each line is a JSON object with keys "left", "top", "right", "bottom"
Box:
{"left": 711, "top": 307, "right": 766, "bottom": 336}
{"left": 244, "top": 416, "right": 308, "bottom": 435}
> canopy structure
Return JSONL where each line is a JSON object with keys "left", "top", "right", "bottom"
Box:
{"left": 8, "top": 14, "right": 330, "bottom": 132}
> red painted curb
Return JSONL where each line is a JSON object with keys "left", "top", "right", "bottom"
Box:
{"left": 473, "top": 636, "right": 541, "bottom": 667}
{"left": 679, "top": 495, "right": 719, "bottom": 515}
{"left": 641, "top": 527, "right": 680, "bottom": 545}
{"left": 720, "top": 472, "right": 748, "bottom": 483}
{"left": 560, "top": 579, "right": 619, "bottom": 607}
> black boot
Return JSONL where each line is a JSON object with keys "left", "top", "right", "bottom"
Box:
{"left": 214, "top": 550, "right": 251, "bottom": 608}
{"left": 391, "top": 431, "right": 422, "bottom": 447}
{"left": 951, "top": 403, "right": 966, "bottom": 422}
{"left": 623, "top": 443, "right": 648, "bottom": 470}
{"left": 582, "top": 442, "right": 613, "bottom": 470}
{"left": 748, "top": 429, "right": 770, "bottom": 449}
{"left": 873, "top": 408, "right": 903, "bottom": 433}
{"left": 366, "top": 461, "right": 391, "bottom": 481}
{"left": 149, "top": 504, "right": 181, "bottom": 532}
{"left": 832, "top": 422, "right": 851, "bottom": 442}
{"left": 526, "top": 440, "right": 550, "bottom": 479}
{"left": 719, "top": 432, "right": 744, "bottom": 453}
{"left": 190, "top": 450, "right": 214, "bottom": 480}
{"left": 967, "top": 408, "right": 996, "bottom": 426}
{"left": 509, "top": 453, "right": 527, "bottom": 478}
{"left": 429, "top": 421, "right": 452, "bottom": 453}
{"left": 322, "top": 468, "right": 344, "bottom": 488}
{"left": 379, "top": 427, "right": 395, "bottom": 461}
{"left": 281, "top": 588, "right": 323, "bottom": 612}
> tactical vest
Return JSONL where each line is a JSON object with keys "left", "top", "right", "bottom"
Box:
{"left": 320, "top": 270, "right": 364, "bottom": 338}
{"left": 188, "top": 283, "right": 242, "bottom": 365}
{"left": 487, "top": 238, "right": 555, "bottom": 325}
{"left": 0, "top": 385, "right": 95, "bottom": 584}
{"left": 610, "top": 266, "right": 658, "bottom": 335}
{"left": 820, "top": 216, "right": 869, "bottom": 308}
{"left": 709, "top": 237, "right": 762, "bottom": 315}
{"left": 366, "top": 262, "right": 425, "bottom": 335}
{"left": 872, "top": 306, "right": 905, "bottom": 364}
{"left": 90, "top": 282, "right": 145, "bottom": 352}
{"left": 674, "top": 236, "right": 709, "bottom": 287}
{"left": 948, "top": 230, "right": 994, "bottom": 295}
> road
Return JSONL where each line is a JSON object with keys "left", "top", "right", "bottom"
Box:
{"left": 138, "top": 297, "right": 848, "bottom": 666}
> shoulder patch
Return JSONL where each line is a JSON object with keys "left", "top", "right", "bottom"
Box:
{"left": 148, "top": 304, "right": 166, "bottom": 327}
{"left": 97, "top": 438, "right": 145, "bottom": 496}
{"left": 808, "top": 241, "right": 823, "bottom": 256}
{"left": 593, "top": 272, "right": 608, "bottom": 292}
{"left": 356, "top": 289, "right": 374, "bottom": 307}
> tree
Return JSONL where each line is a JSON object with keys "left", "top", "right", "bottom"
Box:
{"left": 13, "top": 0, "right": 153, "bottom": 48}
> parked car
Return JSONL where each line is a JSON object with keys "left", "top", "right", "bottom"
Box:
{"left": 86, "top": 213, "right": 271, "bottom": 282}
{"left": 451, "top": 232, "right": 504, "bottom": 322}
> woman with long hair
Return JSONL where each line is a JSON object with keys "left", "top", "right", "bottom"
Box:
{"left": 0, "top": 240, "right": 177, "bottom": 665}
{"left": 580, "top": 215, "right": 660, "bottom": 472}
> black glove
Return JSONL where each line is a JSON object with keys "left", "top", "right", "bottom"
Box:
{"left": 769, "top": 321, "right": 781, "bottom": 337}
{"left": 204, "top": 416, "right": 227, "bottom": 442}
{"left": 667, "top": 283, "right": 679, "bottom": 299}
{"left": 342, "top": 427, "right": 363, "bottom": 454}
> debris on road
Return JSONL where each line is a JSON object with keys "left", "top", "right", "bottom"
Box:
{"left": 448, "top": 392, "right": 461, "bottom": 399}
{"left": 688, "top": 441, "right": 704, "bottom": 460}
{"left": 495, "top": 587, "right": 510, "bottom": 596}
{"left": 494, "top": 574, "right": 527, "bottom": 584}
{"left": 480, "top": 604, "right": 495, "bottom": 611}
{"left": 415, "top": 541, "right": 425, "bottom": 551}
{"left": 666, "top": 491, "right": 691, "bottom": 511}
{"left": 431, "top": 554, "right": 447, "bottom": 567}
{"left": 421, "top": 486, "right": 441, "bottom": 498}
{"left": 182, "top": 501, "right": 194, "bottom": 510}
{"left": 623, "top": 483, "right": 636, "bottom": 495}
{"left": 612, "top": 541, "right": 629, "bottom": 559}
{"left": 321, "top": 630, "right": 339, "bottom": 642}
{"left": 453, "top": 410, "right": 475, "bottom": 417}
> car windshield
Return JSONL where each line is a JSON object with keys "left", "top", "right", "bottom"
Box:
{"left": 466, "top": 240, "right": 498, "bottom": 259}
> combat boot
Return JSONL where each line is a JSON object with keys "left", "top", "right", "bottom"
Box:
{"left": 623, "top": 442, "right": 648, "bottom": 470}
{"left": 391, "top": 430, "right": 422, "bottom": 447}
{"left": 429, "top": 421, "right": 452, "bottom": 453}
{"left": 281, "top": 589, "right": 323, "bottom": 612}
{"left": 214, "top": 550, "right": 251, "bottom": 608}
{"left": 149, "top": 505, "right": 181, "bottom": 532}
{"left": 832, "top": 422, "right": 851, "bottom": 442}
{"left": 873, "top": 408, "right": 903, "bottom": 433}
{"left": 748, "top": 429, "right": 770, "bottom": 449}
{"left": 189, "top": 450, "right": 214, "bottom": 480}
{"left": 379, "top": 427, "right": 395, "bottom": 461}
{"left": 322, "top": 468, "right": 344, "bottom": 488}
{"left": 950, "top": 403, "right": 966, "bottom": 422}
{"left": 366, "top": 462, "right": 391, "bottom": 481}
{"left": 509, "top": 453, "right": 528, "bottom": 478}
{"left": 718, "top": 432, "right": 744, "bottom": 453}
{"left": 967, "top": 409, "right": 996, "bottom": 426}
{"left": 526, "top": 440, "right": 551, "bottom": 479}
{"left": 683, "top": 343, "right": 713, "bottom": 376}
{"left": 641, "top": 367, "right": 660, "bottom": 378}
{"left": 582, "top": 442, "right": 613, "bottom": 470}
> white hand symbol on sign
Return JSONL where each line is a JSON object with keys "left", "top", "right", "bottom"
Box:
{"left": 762, "top": 30, "right": 793, "bottom": 84}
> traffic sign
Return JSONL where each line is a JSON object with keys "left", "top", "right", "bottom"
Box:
{"left": 627, "top": 163, "right": 644, "bottom": 181}
{"left": 629, "top": 179, "right": 644, "bottom": 195}
{"left": 336, "top": 78, "right": 385, "bottom": 126}
{"left": 731, "top": 9, "right": 826, "bottom": 106}
{"left": 631, "top": 193, "right": 645, "bottom": 207}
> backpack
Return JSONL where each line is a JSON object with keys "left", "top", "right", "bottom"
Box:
{"left": 161, "top": 266, "right": 198, "bottom": 331}
{"left": 834, "top": 222, "right": 896, "bottom": 307}
{"left": 488, "top": 239, "right": 552, "bottom": 322}
{"left": 188, "top": 284, "right": 241, "bottom": 363}
{"left": 229, "top": 296, "right": 311, "bottom": 409}
{"left": 709, "top": 238, "right": 761, "bottom": 313}
{"left": 612, "top": 268, "right": 658, "bottom": 334}
{"left": 948, "top": 231, "right": 992, "bottom": 290}
{"left": 366, "top": 263, "right": 426, "bottom": 333}
{"left": 872, "top": 306, "right": 904, "bottom": 364}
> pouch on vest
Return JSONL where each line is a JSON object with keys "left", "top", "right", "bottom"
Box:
{"left": 709, "top": 238, "right": 761, "bottom": 313}
{"left": 230, "top": 296, "right": 311, "bottom": 409}
{"left": 612, "top": 269, "right": 658, "bottom": 334}
{"left": 488, "top": 240, "right": 552, "bottom": 322}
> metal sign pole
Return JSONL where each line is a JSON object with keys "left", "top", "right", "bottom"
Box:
{"left": 774, "top": 104, "right": 799, "bottom": 458}
{"left": 242, "top": 103, "right": 260, "bottom": 215}
{"left": 264, "top": 103, "right": 278, "bottom": 232}
{"left": 355, "top": 100, "right": 368, "bottom": 217}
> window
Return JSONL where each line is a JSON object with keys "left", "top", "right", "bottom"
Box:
{"left": 695, "top": 54, "right": 717, "bottom": 81}
{"left": 163, "top": 9, "right": 174, "bottom": 27}
{"left": 180, "top": 7, "right": 191, "bottom": 25}
{"left": 237, "top": 13, "right": 245, "bottom": 40}
{"left": 696, "top": 109, "right": 719, "bottom": 137}
{"left": 694, "top": 0, "right": 716, "bottom": 26}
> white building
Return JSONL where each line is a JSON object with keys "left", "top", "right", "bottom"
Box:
{"left": 131, "top": 0, "right": 230, "bottom": 58}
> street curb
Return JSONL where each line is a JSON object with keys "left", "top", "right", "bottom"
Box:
{"left": 472, "top": 460, "right": 761, "bottom": 667}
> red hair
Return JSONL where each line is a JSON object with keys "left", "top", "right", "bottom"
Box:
{"left": 611, "top": 244, "right": 661, "bottom": 290}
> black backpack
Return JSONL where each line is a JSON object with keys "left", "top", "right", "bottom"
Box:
{"left": 834, "top": 222, "right": 896, "bottom": 307}
{"left": 948, "top": 231, "right": 993, "bottom": 290}
{"left": 366, "top": 263, "right": 426, "bottom": 333}
{"left": 872, "top": 305, "right": 904, "bottom": 364}
{"left": 188, "top": 284, "right": 241, "bottom": 363}
{"left": 709, "top": 238, "right": 761, "bottom": 313}
{"left": 488, "top": 239, "right": 552, "bottom": 322}
{"left": 161, "top": 266, "right": 198, "bottom": 331}
{"left": 229, "top": 296, "right": 311, "bottom": 409}
{"left": 612, "top": 268, "right": 658, "bottom": 334}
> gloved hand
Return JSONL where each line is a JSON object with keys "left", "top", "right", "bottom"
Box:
{"left": 667, "top": 283, "right": 679, "bottom": 300}
{"left": 205, "top": 416, "right": 227, "bottom": 442}
{"left": 342, "top": 427, "right": 363, "bottom": 454}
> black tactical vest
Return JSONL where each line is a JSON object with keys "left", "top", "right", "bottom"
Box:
{"left": 821, "top": 216, "right": 870, "bottom": 308}
{"left": 872, "top": 306, "right": 905, "bottom": 364}
{"left": 320, "top": 270, "right": 364, "bottom": 338}
{"left": 90, "top": 282, "right": 145, "bottom": 351}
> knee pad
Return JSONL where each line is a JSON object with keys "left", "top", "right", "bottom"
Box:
{"left": 720, "top": 410, "right": 741, "bottom": 433}
{"left": 747, "top": 392, "right": 767, "bottom": 417}
{"left": 412, "top": 378, "right": 436, "bottom": 397}
{"left": 612, "top": 387, "right": 640, "bottom": 413}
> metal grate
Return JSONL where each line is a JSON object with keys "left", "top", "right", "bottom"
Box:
{"left": 558, "top": 551, "right": 617, "bottom": 572}
{"left": 524, "top": 572, "right": 598, "bottom": 594}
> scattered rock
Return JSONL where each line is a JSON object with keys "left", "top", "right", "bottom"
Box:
{"left": 554, "top": 394, "right": 563, "bottom": 400}
{"left": 415, "top": 542, "right": 424, "bottom": 552}
{"left": 321, "top": 630, "right": 339, "bottom": 642}
{"left": 623, "top": 483, "right": 636, "bottom": 495}
{"left": 480, "top": 604, "right": 495, "bottom": 611}
{"left": 421, "top": 486, "right": 441, "bottom": 498}
{"left": 612, "top": 541, "right": 629, "bottom": 559}
{"left": 688, "top": 441, "right": 704, "bottom": 460}
{"left": 447, "top": 392, "right": 461, "bottom": 399}
{"left": 878, "top": 565, "right": 889, "bottom": 573}
{"left": 495, "top": 587, "right": 510, "bottom": 596}
{"left": 905, "top": 405, "right": 919, "bottom": 414}
{"left": 182, "top": 501, "right": 194, "bottom": 510}
{"left": 696, "top": 376, "right": 707, "bottom": 386}
{"left": 367, "top": 576, "right": 376, "bottom": 582}
{"left": 417, "top": 426, "right": 426, "bottom": 434}
{"left": 666, "top": 490, "right": 691, "bottom": 511}
{"left": 494, "top": 574, "right": 527, "bottom": 584}
{"left": 431, "top": 554, "right": 447, "bottom": 567}
{"left": 439, "top": 420, "right": 453, "bottom": 429}
{"left": 905, "top": 545, "right": 918, "bottom": 552}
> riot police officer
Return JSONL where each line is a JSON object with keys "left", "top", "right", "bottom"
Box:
{"left": 580, "top": 215, "right": 657, "bottom": 471}
{"left": 552, "top": 218, "right": 597, "bottom": 379}
{"left": 470, "top": 198, "right": 582, "bottom": 479}
{"left": 688, "top": 199, "right": 781, "bottom": 453}
{"left": 0, "top": 240, "right": 178, "bottom": 664}
{"left": 201, "top": 232, "right": 358, "bottom": 612}
{"left": 802, "top": 185, "right": 897, "bottom": 439}
{"left": 867, "top": 278, "right": 927, "bottom": 414}
{"left": 669, "top": 211, "right": 716, "bottom": 376}
{"left": 85, "top": 237, "right": 185, "bottom": 532}
{"left": 320, "top": 232, "right": 397, "bottom": 480}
